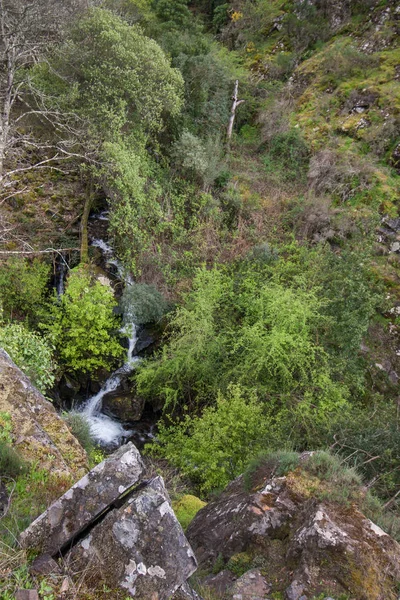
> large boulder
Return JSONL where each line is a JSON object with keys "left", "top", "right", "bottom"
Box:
{"left": 20, "top": 442, "right": 144, "bottom": 554}
{"left": 0, "top": 349, "right": 87, "bottom": 479}
{"left": 67, "top": 476, "right": 197, "bottom": 599}
{"left": 20, "top": 444, "right": 197, "bottom": 599}
{"left": 187, "top": 459, "right": 400, "bottom": 600}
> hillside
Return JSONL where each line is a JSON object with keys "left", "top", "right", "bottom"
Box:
{"left": 0, "top": 0, "right": 399, "bottom": 598}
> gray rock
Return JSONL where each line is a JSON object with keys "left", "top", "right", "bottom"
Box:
{"left": 285, "top": 580, "right": 304, "bottom": 600}
{"left": 231, "top": 569, "right": 271, "bottom": 599}
{"left": 67, "top": 476, "right": 197, "bottom": 599}
{"left": 203, "top": 570, "right": 236, "bottom": 596}
{"left": 29, "top": 554, "right": 61, "bottom": 576}
{"left": 20, "top": 442, "right": 144, "bottom": 554}
{"left": 15, "top": 591, "right": 39, "bottom": 600}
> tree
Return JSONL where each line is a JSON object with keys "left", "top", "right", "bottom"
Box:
{"left": 0, "top": 0, "right": 88, "bottom": 186}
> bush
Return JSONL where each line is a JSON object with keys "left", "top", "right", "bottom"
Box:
{"left": 49, "top": 266, "right": 124, "bottom": 375}
{"left": 0, "top": 322, "right": 56, "bottom": 393}
{"left": 0, "top": 257, "right": 50, "bottom": 325}
{"left": 121, "top": 283, "right": 168, "bottom": 326}
{"left": 149, "top": 385, "right": 270, "bottom": 494}
{"left": 263, "top": 129, "right": 310, "bottom": 182}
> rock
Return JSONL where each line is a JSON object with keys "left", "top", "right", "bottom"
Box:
{"left": 60, "top": 577, "right": 70, "bottom": 594}
{"left": 203, "top": 570, "right": 236, "bottom": 596}
{"left": 285, "top": 580, "right": 305, "bottom": 600}
{"left": 172, "top": 581, "right": 204, "bottom": 600}
{"left": 187, "top": 456, "right": 400, "bottom": 599}
{"left": 20, "top": 442, "right": 144, "bottom": 554}
{"left": 103, "top": 391, "right": 145, "bottom": 422}
{"left": 231, "top": 569, "right": 271, "bottom": 599}
{"left": 0, "top": 349, "right": 88, "bottom": 481}
{"left": 15, "top": 591, "right": 39, "bottom": 600}
{"left": 67, "top": 476, "right": 197, "bottom": 599}
{"left": 29, "top": 554, "right": 61, "bottom": 576}
{"left": 390, "top": 241, "right": 400, "bottom": 253}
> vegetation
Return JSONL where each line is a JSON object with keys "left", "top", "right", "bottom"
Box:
{"left": 0, "top": 322, "right": 56, "bottom": 393}
{"left": 48, "top": 266, "right": 124, "bottom": 376}
{"left": 1, "top": 0, "right": 400, "bottom": 593}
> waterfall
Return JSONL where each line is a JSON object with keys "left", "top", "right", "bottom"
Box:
{"left": 78, "top": 234, "right": 140, "bottom": 446}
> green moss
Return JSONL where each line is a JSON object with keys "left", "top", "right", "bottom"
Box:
{"left": 172, "top": 494, "right": 206, "bottom": 531}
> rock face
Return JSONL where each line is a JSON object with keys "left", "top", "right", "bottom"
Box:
{"left": 67, "top": 476, "right": 197, "bottom": 599}
{"left": 20, "top": 442, "right": 144, "bottom": 554}
{"left": 187, "top": 463, "right": 400, "bottom": 600}
{"left": 20, "top": 443, "right": 197, "bottom": 599}
{"left": 0, "top": 349, "right": 87, "bottom": 479}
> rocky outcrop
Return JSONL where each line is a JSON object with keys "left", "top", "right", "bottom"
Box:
{"left": 20, "top": 443, "right": 197, "bottom": 599}
{"left": 187, "top": 461, "right": 400, "bottom": 600}
{"left": 20, "top": 443, "right": 144, "bottom": 554}
{"left": 67, "top": 476, "right": 197, "bottom": 598}
{"left": 0, "top": 349, "right": 87, "bottom": 479}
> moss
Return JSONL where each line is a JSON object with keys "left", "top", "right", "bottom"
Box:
{"left": 172, "top": 494, "right": 206, "bottom": 531}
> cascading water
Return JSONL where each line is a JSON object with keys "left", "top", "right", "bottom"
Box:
{"left": 78, "top": 232, "right": 141, "bottom": 446}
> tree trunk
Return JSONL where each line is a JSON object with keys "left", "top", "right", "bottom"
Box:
{"left": 227, "top": 80, "right": 245, "bottom": 146}
{"left": 80, "top": 182, "right": 94, "bottom": 264}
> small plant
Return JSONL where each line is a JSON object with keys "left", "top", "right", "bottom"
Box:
{"left": 63, "top": 412, "right": 93, "bottom": 453}
{"left": 121, "top": 283, "right": 168, "bottom": 326}
{"left": 244, "top": 451, "right": 300, "bottom": 491}
{"left": 0, "top": 440, "right": 27, "bottom": 478}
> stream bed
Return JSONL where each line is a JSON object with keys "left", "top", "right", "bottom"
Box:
{"left": 62, "top": 210, "right": 158, "bottom": 450}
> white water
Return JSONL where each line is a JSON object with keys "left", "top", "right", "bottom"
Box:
{"left": 79, "top": 236, "right": 140, "bottom": 446}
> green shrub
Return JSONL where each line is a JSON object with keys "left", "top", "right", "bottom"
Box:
{"left": 149, "top": 384, "right": 270, "bottom": 494}
{"left": 121, "top": 283, "right": 168, "bottom": 326}
{"left": 0, "top": 322, "right": 56, "bottom": 393}
{"left": 263, "top": 130, "right": 310, "bottom": 182}
{"left": 0, "top": 440, "right": 27, "bottom": 478}
{"left": 0, "top": 257, "right": 50, "bottom": 325}
{"left": 49, "top": 266, "right": 124, "bottom": 375}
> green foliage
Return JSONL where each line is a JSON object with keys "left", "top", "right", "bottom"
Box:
{"left": 150, "top": 384, "right": 269, "bottom": 493}
{"left": 0, "top": 440, "right": 27, "bottom": 479}
{"left": 137, "top": 262, "right": 348, "bottom": 439}
{"left": 49, "top": 266, "right": 124, "bottom": 375}
{"left": 62, "top": 412, "right": 93, "bottom": 453}
{"left": 321, "top": 40, "right": 379, "bottom": 86}
{"left": 0, "top": 323, "right": 56, "bottom": 393}
{"left": 121, "top": 283, "right": 168, "bottom": 325}
{"left": 154, "top": 0, "right": 191, "bottom": 28}
{"left": 0, "top": 258, "right": 50, "bottom": 325}
{"left": 172, "top": 494, "right": 206, "bottom": 530}
{"left": 262, "top": 129, "right": 310, "bottom": 182}
{"left": 45, "top": 7, "right": 184, "bottom": 136}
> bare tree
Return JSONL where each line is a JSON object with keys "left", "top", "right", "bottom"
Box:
{"left": 227, "top": 79, "right": 245, "bottom": 144}
{"left": 0, "top": 0, "right": 90, "bottom": 185}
